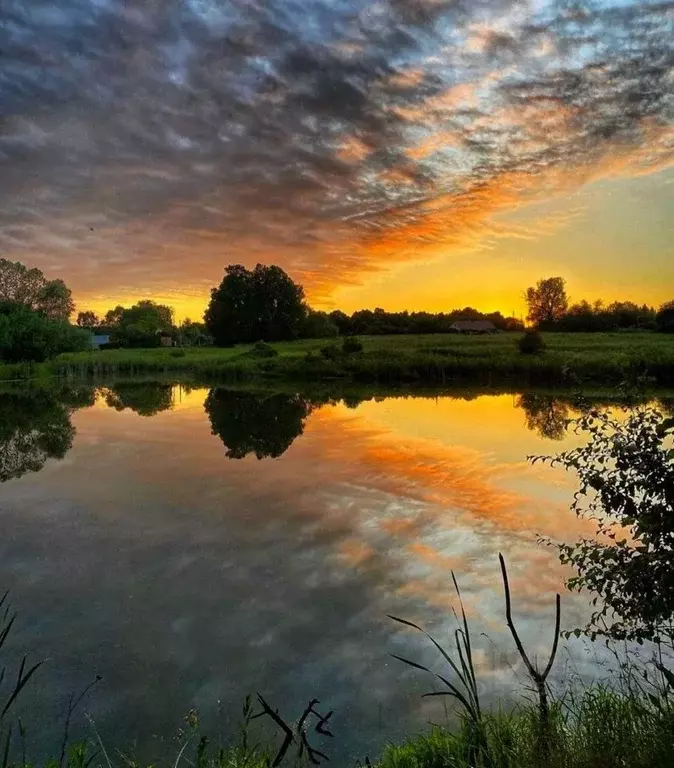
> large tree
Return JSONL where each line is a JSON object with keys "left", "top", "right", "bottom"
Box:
{"left": 106, "top": 300, "right": 175, "bottom": 347}
{"left": 205, "top": 264, "right": 306, "bottom": 345}
{"left": 0, "top": 259, "right": 74, "bottom": 319}
{"left": 524, "top": 277, "right": 568, "bottom": 328}
{"left": 656, "top": 300, "right": 674, "bottom": 333}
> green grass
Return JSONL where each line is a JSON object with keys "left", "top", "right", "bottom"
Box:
{"left": 378, "top": 689, "right": 674, "bottom": 768}
{"left": 3, "top": 332, "right": 674, "bottom": 386}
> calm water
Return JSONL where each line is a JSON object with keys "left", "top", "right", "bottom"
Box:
{"left": 0, "top": 383, "right": 624, "bottom": 761}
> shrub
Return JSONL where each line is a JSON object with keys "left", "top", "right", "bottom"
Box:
{"left": 517, "top": 329, "right": 546, "bottom": 355}
{"left": 170, "top": 348, "right": 187, "bottom": 358}
{"left": 0, "top": 302, "right": 90, "bottom": 362}
{"left": 320, "top": 344, "right": 341, "bottom": 360}
{"left": 247, "top": 341, "right": 278, "bottom": 358}
{"left": 342, "top": 336, "right": 363, "bottom": 354}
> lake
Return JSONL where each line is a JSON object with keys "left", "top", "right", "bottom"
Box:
{"left": 0, "top": 382, "right": 641, "bottom": 762}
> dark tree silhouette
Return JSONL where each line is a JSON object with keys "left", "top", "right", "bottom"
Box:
{"left": 0, "top": 391, "right": 79, "bottom": 482}
{"left": 524, "top": 277, "right": 568, "bottom": 327}
{"left": 76, "top": 311, "right": 100, "bottom": 329}
{"left": 517, "top": 393, "right": 570, "bottom": 440}
{"left": 204, "top": 389, "right": 313, "bottom": 459}
{"left": 205, "top": 264, "right": 306, "bottom": 345}
{"left": 103, "top": 382, "right": 174, "bottom": 416}
{"left": 656, "top": 300, "right": 674, "bottom": 333}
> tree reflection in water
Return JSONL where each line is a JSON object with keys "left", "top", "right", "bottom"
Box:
{"left": 0, "top": 387, "right": 95, "bottom": 482}
{"left": 102, "top": 382, "right": 174, "bottom": 416}
{"left": 516, "top": 393, "right": 571, "bottom": 441}
{"left": 205, "top": 389, "right": 316, "bottom": 459}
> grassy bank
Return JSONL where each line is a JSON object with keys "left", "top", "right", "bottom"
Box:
{"left": 3, "top": 332, "right": 674, "bottom": 386}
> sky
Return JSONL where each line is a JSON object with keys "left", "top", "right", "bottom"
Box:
{"left": 1, "top": 0, "right": 672, "bottom": 321}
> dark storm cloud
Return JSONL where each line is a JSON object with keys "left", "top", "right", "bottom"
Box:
{"left": 0, "top": 0, "right": 672, "bottom": 299}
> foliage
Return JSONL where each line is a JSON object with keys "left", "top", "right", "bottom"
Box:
{"left": 76, "top": 311, "right": 99, "bottom": 330}
{"left": 517, "top": 329, "right": 546, "bottom": 355}
{"left": 179, "top": 319, "right": 212, "bottom": 346}
{"left": 205, "top": 264, "right": 306, "bottom": 346}
{"left": 378, "top": 687, "right": 674, "bottom": 768}
{"left": 656, "top": 301, "right": 674, "bottom": 333}
{"left": 342, "top": 336, "right": 363, "bottom": 354}
{"left": 205, "top": 389, "right": 313, "bottom": 459}
{"left": 102, "top": 382, "right": 174, "bottom": 416}
{"left": 535, "top": 405, "right": 674, "bottom": 642}
{"left": 246, "top": 341, "right": 278, "bottom": 359}
{"left": 0, "top": 389, "right": 78, "bottom": 482}
{"left": 0, "top": 259, "right": 75, "bottom": 320}
{"left": 105, "top": 300, "right": 175, "bottom": 348}
{"left": 525, "top": 277, "right": 569, "bottom": 328}
{"left": 332, "top": 306, "right": 524, "bottom": 336}
{"left": 0, "top": 303, "right": 90, "bottom": 363}
{"left": 300, "top": 310, "right": 339, "bottom": 339}
{"left": 517, "top": 393, "right": 570, "bottom": 440}
{"left": 319, "top": 343, "right": 341, "bottom": 360}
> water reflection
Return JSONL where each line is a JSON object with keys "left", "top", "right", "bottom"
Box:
{"left": 204, "top": 389, "right": 315, "bottom": 459}
{"left": 0, "top": 387, "right": 94, "bottom": 482}
{"left": 516, "top": 393, "right": 571, "bottom": 441}
{"left": 102, "top": 381, "right": 174, "bottom": 417}
{"left": 0, "top": 380, "right": 653, "bottom": 761}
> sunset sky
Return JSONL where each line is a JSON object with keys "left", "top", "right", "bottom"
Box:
{"left": 1, "top": 0, "right": 672, "bottom": 321}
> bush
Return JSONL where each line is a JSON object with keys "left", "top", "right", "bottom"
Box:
{"left": 342, "top": 336, "right": 363, "bottom": 354}
{"left": 0, "top": 302, "right": 90, "bottom": 362}
{"left": 320, "top": 344, "right": 341, "bottom": 360}
{"left": 247, "top": 340, "right": 278, "bottom": 358}
{"left": 517, "top": 329, "right": 546, "bottom": 355}
{"left": 170, "top": 348, "right": 187, "bottom": 358}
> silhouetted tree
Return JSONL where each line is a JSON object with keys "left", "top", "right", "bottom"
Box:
{"left": 517, "top": 393, "right": 570, "bottom": 440}
{"left": 656, "top": 300, "right": 674, "bottom": 333}
{"left": 300, "top": 310, "right": 338, "bottom": 339}
{"left": 0, "top": 259, "right": 74, "bottom": 319}
{"left": 103, "top": 382, "right": 174, "bottom": 416}
{"left": 77, "top": 311, "right": 100, "bottom": 330}
{"left": 104, "top": 305, "right": 125, "bottom": 327}
{"left": 0, "top": 390, "right": 77, "bottom": 482}
{"left": 205, "top": 389, "right": 312, "bottom": 459}
{"left": 205, "top": 264, "right": 306, "bottom": 345}
{"left": 524, "top": 277, "right": 568, "bottom": 328}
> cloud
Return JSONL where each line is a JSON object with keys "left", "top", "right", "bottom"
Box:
{"left": 0, "top": 0, "right": 672, "bottom": 307}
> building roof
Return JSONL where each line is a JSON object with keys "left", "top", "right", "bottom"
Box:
{"left": 449, "top": 320, "right": 497, "bottom": 331}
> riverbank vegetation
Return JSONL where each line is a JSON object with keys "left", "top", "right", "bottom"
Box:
{"left": 3, "top": 331, "right": 672, "bottom": 386}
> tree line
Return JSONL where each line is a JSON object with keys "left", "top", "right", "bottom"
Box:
{"left": 524, "top": 276, "right": 673, "bottom": 332}
{"left": 2, "top": 258, "right": 674, "bottom": 363}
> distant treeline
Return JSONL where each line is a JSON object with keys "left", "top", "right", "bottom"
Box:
{"left": 524, "top": 276, "right": 674, "bottom": 333}
{"left": 323, "top": 307, "right": 524, "bottom": 336}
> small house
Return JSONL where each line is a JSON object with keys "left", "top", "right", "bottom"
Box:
{"left": 449, "top": 320, "right": 498, "bottom": 334}
{"left": 90, "top": 334, "right": 110, "bottom": 349}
